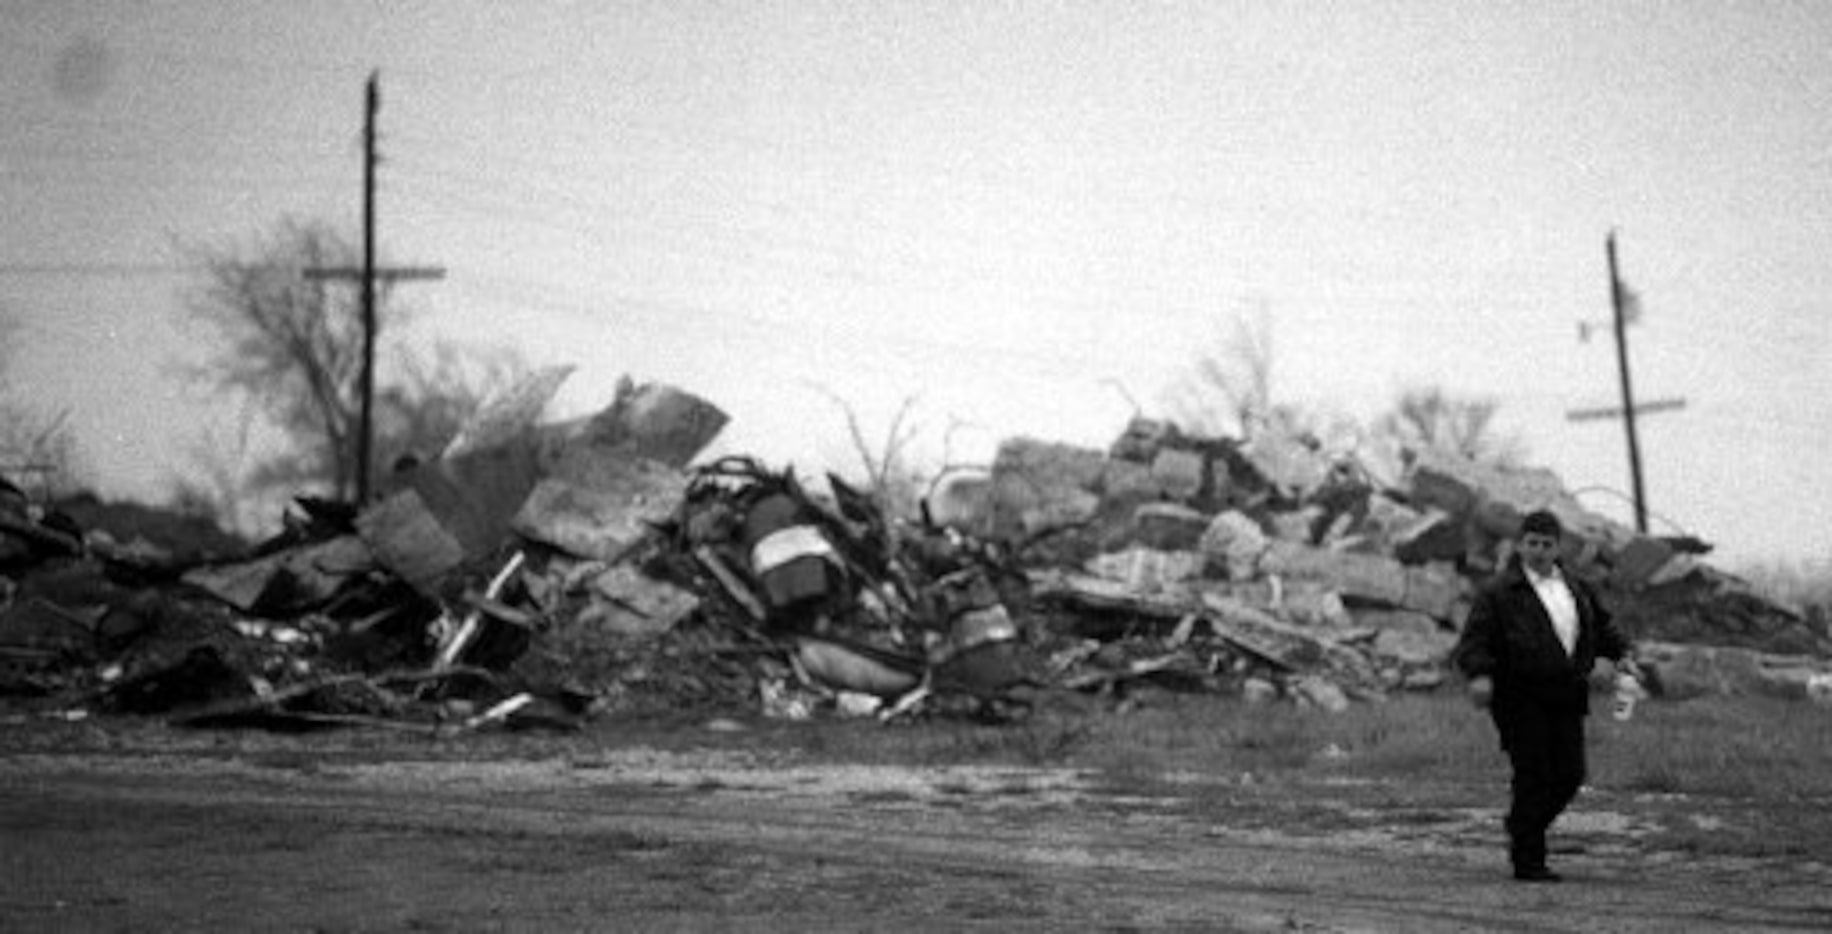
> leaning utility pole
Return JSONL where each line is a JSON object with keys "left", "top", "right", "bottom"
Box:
{"left": 1566, "top": 231, "right": 1684, "bottom": 534}
{"left": 305, "top": 70, "right": 443, "bottom": 504}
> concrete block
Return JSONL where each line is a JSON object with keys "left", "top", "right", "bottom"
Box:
{"left": 1151, "top": 447, "right": 1206, "bottom": 502}
{"left": 1133, "top": 502, "right": 1209, "bottom": 550}
{"left": 1391, "top": 509, "right": 1466, "bottom": 565}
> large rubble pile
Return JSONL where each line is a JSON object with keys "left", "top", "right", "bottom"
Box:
{"left": 2, "top": 375, "right": 1827, "bottom": 732}
{"left": 976, "top": 419, "right": 1829, "bottom": 705}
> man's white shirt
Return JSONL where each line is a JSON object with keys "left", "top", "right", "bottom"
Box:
{"left": 1526, "top": 565, "right": 1580, "bottom": 657}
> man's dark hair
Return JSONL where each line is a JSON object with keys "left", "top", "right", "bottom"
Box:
{"left": 1520, "top": 509, "right": 1563, "bottom": 538}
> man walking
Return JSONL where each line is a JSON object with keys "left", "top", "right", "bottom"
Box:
{"left": 1453, "top": 509, "right": 1639, "bottom": 882}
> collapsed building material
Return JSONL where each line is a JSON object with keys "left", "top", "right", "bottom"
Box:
{"left": 170, "top": 665, "right": 503, "bottom": 730}
{"left": 1239, "top": 424, "right": 1331, "bottom": 501}
{"left": 1202, "top": 593, "right": 1383, "bottom": 697}
{"left": 922, "top": 469, "right": 993, "bottom": 533}
{"left": 988, "top": 439, "right": 1107, "bottom": 540}
{"left": 99, "top": 645, "right": 252, "bottom": 714}
{"left": 359, "top": 367, "right": 573, "bottom": 595}
{"left": 1258, "top": 541, "right": 1410, "bottom": 609}
{"left": 0, "top": 511, "right": 83, "bottom": 562}
{"left": 553, "top": 377, "right": 732, "bottom": 469}
{"left": 570, "top": 562, "right": 700, "bottom": 638}
{"left": 1636, "top": 640, "right": 1832, "bottom": 702}
{"left": 1388, "top": 508, "right": 1467, "bottom": 565}
{"left": 0, "top": 596, "right": 104, "bottom": 667}
{"left": 181, "top": 534, "right": 375, "bottom": 615}
{"left": 1132, "top": 502, "right": 1209, "bottom": 551}
{"left": 1610, "top": 535, "right": 1678, "bottom": 591}
{"left": 355, "top": 489, "right": 470, "bottom": 597}
{"left": 512, "top": 458, "right": 686, "bottom": 563}
{"left": 513, "top": 378, "right": 728, "bottom": 562}
{"left": 433, "top": 550, "right": 528, "bottom": 668}
{"left": 1199, "top": 510, "right": 1270, "bottom": 581}
{"left": 791, "top": 633, "right": 924, "bottom": 700}
{"left": 3, "top": 378, "right": 1824, "bottom": 733}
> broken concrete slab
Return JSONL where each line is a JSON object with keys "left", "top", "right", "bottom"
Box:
{"left": 1618, "top": 569, "right": 1825, "bottom": 657}
{"left": 1402, "top": 563, "right": 1466, "bottom": 623}
{"left": 0, "top": 597, "right": 104, "bottom": 662}
{"left": 1108, "top": 417, "right": 1179, "bottom": 463}
{"left": 414, "top": 440, "right": 545, "bottom": 563}
{"left": 183, "top": 534, "right": 376, "bottom": 614}
{"left": 1132, "top": 502, "right": 1208, "bottom": 551}
{"left": 513, "top": 380, "right": 726, "bottom": 562}
{"left": 1201, "top": 592, "right": 1381, "bottom": 694}
{"left": 543, "top": 378, "right": 730, "bottom": 471}
{"left": 1240, "top": 427, "right": 1330, "bottom": 500}
{"left": 363, "top": 375, "right": 727, "bottom": 593}
{"left": 1258, "top": 541, "right": 1409, "bottom": 608}
{"left": 1150, "top": 447, "right": 1206, "bottom": 502}
{"left": 1084, "top": 546, "right": 1204, "bottom": 594}
{"left": 358, "top": 366, "right": 575, "bottom": 595}
{"left": 1100, "top": 458, "right": 1163, "bottom": 509}
{"left": 1290, "top": 674, "right": 1350, "bottom": 712}
{"left": 1029, "top": 569, "right": 1194, "bottom": 623}
{"left": 1610, "top": 535, "right": 1677, "bottom": 591}
{"left": 355, "top": 488, "right": 469, "bottom": 597}
{"left": 1406, "top": 449, "right": 1573, "bottom": 522}
{"left": 578, "top": 563, "right": 700, "bottom": 638}
{"left": 1638, "top": 640, "right": 1832, "bottom": 701}
{"left": 923, "top": 470, "right": 993, "bottom": 533}
{"left": 989, "top": 438, "right": 1107, "bottom": 537}
{"left": 1268, "top": 506, "right": 1322, "bottom": 544}
{"left": 1216, "top": 577, "right": 1351, "bottom": 628}
{"left": 1369, "top": 625, "right": 1457, "bottom": 669}
{"left": 1197, "top": 510, "right": 1268, "bottom": 582}
{"left": 512, "top": 459, "right": 686, "bottom": 563}
{"left": 1390, "top": 508, "right": 1467, "bottom": 566}
{"left": 1349, "top": 608, "right": 1444, "bottom": 636}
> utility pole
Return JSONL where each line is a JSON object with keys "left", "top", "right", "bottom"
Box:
{"left": 1566, "top": 231, "right": 1683, "bottom": 534}
{"left": 360, "top": 70, "right": 378, "bottom": 507}
{"left": 305, "top": 70, "right": 443, "bottom": 504}
{"left": 1607, "top": 231, "right": 1647, "bottom": 533}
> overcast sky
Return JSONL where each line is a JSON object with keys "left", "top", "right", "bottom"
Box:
{"left": 3, "top": 1, "right": 1829, "bottom": 567}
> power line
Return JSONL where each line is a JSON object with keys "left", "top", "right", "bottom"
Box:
{"left": 440, "top": 270, "right": 1141, "bottom": 380}
{"left": 0, "top": 262, "right": 188, "bottom": 277}
{"left": 386, "top": 164, "right": 1274, "bottom": 326}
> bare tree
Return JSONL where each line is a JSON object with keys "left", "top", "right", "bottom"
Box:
{"left": 178, "top": 217, "right": 527, "bottom": 513}
{"left": 0, "top": 312, "right": 89, "bottom": 497}
{"left": 178, "top": 218, "right": 374, "bottom": 500}
{"left": 170, "top": 400, "right": 261, "bottom": 535}
{"left": 805, "top": 382, "right": 924, "bottom": 513}
{"left": 375, "top": 339, "right": 530, "bottom": 470}
{"left": 1374, "top": 385, "right": 1526, "bottom": 466}
{"left": 1171, "top": 308, "right": 1276, "bottom": 439}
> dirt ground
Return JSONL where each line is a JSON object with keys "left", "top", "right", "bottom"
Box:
{"left": 3, "top": 718, "right": 1830, "bottom": 933}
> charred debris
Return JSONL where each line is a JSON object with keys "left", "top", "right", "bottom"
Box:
{"left": 2, "top": 373, "right": 1825, "bottom": 734}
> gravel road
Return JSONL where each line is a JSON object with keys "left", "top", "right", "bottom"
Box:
{"left": 4, "top": 743, "right": 1830, "bottom": 932}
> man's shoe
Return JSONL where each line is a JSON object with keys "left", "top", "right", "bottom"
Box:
{"left": 1513, "top": 866, "right": 1562, "bottom": 883}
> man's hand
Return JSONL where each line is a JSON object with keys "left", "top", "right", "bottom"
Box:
{"left": 1467, "top": 675, "right": 1494, "bottom": 710}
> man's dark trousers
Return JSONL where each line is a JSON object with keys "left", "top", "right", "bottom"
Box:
{"left": 1497, "top": 694, "right": 1587, "bottom": 872}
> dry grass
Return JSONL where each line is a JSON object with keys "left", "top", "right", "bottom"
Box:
{"left": 1591, "top": 692, "right": 1832, "bottom": 800}
{"left": 769, "top": 689, "right": 1832, "bottom": 806}
{"left": 760, "top": 689, "right": 1832, "bottom": 860}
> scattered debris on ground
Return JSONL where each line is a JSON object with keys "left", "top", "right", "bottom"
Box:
{"left": 2, "top": 374, "right": 1826, "bottom": 733}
